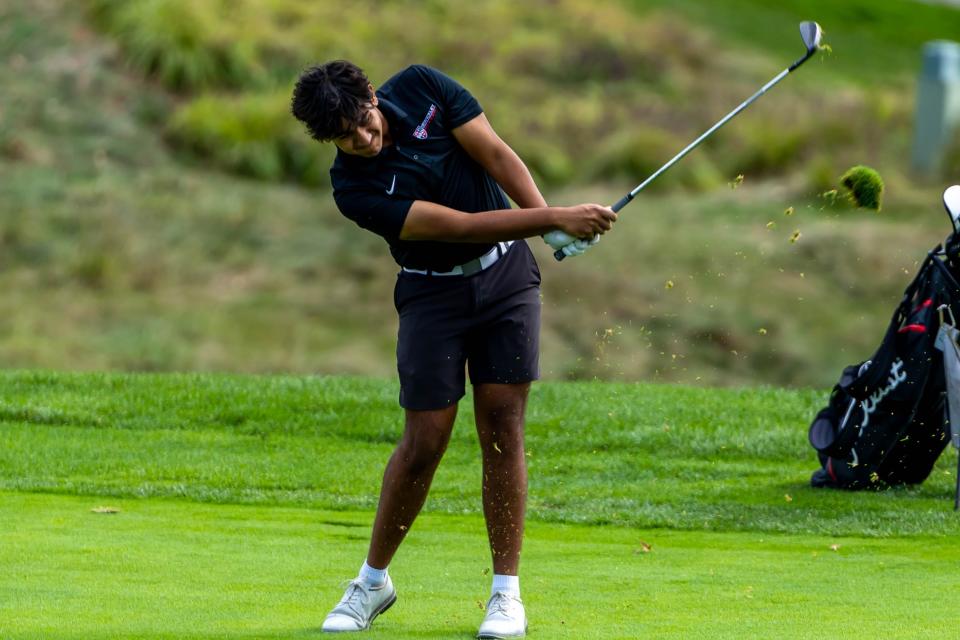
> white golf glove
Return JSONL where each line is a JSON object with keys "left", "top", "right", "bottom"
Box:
{"left": 543, "top": 230, "right": 600, "bottom": 258}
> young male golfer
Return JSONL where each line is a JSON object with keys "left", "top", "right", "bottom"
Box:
{"left": 291, "top": 61, "right": 616, "bottom": 638}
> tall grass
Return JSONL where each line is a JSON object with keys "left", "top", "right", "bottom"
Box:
{"left": 168, "top": 91, "right": 334, "bottom": 185}
{"left": 89, "top": 0, "right": 263, "bottom": 91}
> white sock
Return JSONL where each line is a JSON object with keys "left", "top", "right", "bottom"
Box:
{"left": 491, "top": 574, "right": 520, "bottom": 598}
{"left": 358, "top": 560, "right": 387, "bottom": 588}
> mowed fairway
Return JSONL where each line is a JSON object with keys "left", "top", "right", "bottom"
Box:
{"left": 1, "top": 371, "right": 959, "bottom": 638}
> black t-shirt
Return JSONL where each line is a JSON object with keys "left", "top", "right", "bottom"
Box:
{"left": 331, "top": 65, "right": 509, "bottom": 271}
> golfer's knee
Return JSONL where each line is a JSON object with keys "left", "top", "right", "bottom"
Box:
{"left": 475, "top": 385, "right": 529, "bottom": 427}
{"left": 397, "top": 407, "right": 455, "bottom": 472}
{"left": 398, "top": 426, "right": 451, "bottom": 475}
{"left": 398, "top": 436, "right": 447, "bottom": 474}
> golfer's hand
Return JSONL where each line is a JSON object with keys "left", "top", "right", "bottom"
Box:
{"left": 555, "top": 203, "right": 617, "bottom": 239}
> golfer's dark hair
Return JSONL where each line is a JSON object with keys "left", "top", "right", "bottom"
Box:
{"left": 291, "top": 60, "right": 373, "bottom": 141}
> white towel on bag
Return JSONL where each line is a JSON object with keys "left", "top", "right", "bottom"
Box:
{"left": 935, "top": 307, "right": 960, "bottom": 449}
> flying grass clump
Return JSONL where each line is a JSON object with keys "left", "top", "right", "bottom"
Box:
{"left": 840, "top": 165, "right": 884, "bottom": 211}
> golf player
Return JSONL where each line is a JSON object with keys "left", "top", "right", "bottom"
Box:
{"left": 291, "top": 60, "right": 616, "bottom": 638}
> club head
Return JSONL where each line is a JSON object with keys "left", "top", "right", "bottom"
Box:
{"left": 943, "top": 184, "right": 960, "bottom": 231}
{"left": 800, "top": 21, "right": 822, "bottom": 55}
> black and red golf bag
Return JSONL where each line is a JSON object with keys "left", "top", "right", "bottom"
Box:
{"left": 808, "top": 227, "right": 960, "bottom": 491}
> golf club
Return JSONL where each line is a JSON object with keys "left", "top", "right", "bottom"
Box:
{"left": 555, "top": 20, "right": 823, "bottom": 261}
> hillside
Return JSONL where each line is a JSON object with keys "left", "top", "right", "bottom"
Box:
{"left": 3, "top": 0, "right": 960, "bottom": 386}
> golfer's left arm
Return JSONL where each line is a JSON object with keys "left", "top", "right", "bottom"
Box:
{"left": 452, "top": 114, "right": 548, "bottom": 209}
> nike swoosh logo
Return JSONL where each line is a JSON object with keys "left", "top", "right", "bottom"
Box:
{"left": 385, "top": 174, "right": 396, "bottom": 195}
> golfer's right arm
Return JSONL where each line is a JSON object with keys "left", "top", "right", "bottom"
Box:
{"left": 399, "top": 200, "right": 616, "bottom": 243}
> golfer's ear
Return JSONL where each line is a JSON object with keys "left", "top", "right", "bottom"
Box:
{"left": 368, "top": 84, "right": 377, "bottom": 105}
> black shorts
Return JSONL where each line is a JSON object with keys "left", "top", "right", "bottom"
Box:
{"left": 394, "top": 241, "right": 541, "bottom": 410}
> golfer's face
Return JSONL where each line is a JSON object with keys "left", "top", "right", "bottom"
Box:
{"left": 334, "top": 107, "right": 384, "bottom": 157}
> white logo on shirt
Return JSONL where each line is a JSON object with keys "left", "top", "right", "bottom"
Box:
{"left": 386, "top": 174, "right": 397, "bottom": 195}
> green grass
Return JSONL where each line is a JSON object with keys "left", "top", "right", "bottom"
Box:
{"left": 2, "top": 372, "right": 959, "bottom": 638}
{"left": 2, "top": 492, "right": 957, "bottom": 639}
{"left": 2, "top": 371, "right": 959, "bottom": 538}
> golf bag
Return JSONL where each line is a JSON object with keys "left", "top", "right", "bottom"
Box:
{"left": 808, "top": 234, "right": 960, "bottom": 490}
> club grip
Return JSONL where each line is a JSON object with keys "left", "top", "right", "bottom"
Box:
{"left": 611, "top": 194, "right": 632, "bottom": 213}
{"left": 554, "top": 248, "right": 566, "bottom": 261}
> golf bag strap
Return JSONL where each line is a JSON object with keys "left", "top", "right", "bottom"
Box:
{"left": 930, "top": 249, "right": 960, "bottom": 293}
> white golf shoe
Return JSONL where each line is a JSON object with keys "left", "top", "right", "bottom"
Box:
{"left": 321, "top": 576, "right": 396, "bottom": 633}
{"left": 477, "top": 591, "right": 527, "bottom": 639}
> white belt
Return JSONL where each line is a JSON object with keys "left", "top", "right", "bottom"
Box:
{"left": 402, "top": 241, "right": 514, "bottom": 277}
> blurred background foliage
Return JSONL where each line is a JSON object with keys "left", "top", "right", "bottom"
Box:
{"left": 4, "top": 0, "right": 960, "bottom": 386}
{"left": 82, "top": 0, "right": 920, "bottom": 190}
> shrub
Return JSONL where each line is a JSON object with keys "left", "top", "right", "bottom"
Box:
{"left": 168, "top": 92, "right": 334, "bottom": 186}
{"left": 90, "top": 0, "right": 262, "bottom": 91}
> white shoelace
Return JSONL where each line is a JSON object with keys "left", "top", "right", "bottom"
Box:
{"left": 487, "top": 592, "right": 521, "bottom": 617}
{"left": 337, "top": 580, "right": 371, "bottom": 619}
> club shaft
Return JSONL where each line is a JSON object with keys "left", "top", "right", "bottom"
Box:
{"left": 612, "top": 67, "right": 791, "bottom": 213}
{"left": 556, "top": 45, "right": 817, "bottom": 260}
